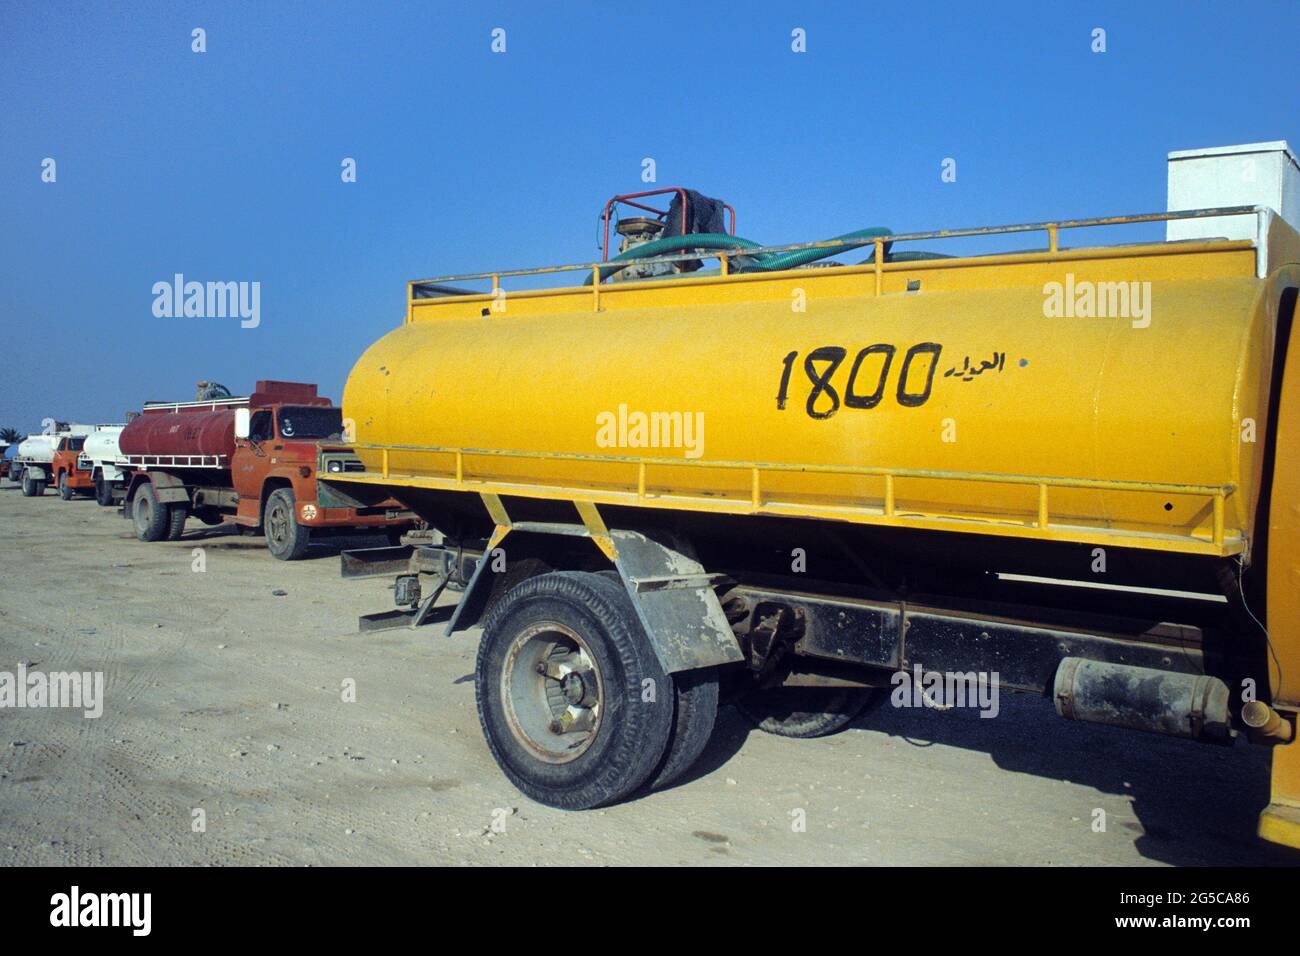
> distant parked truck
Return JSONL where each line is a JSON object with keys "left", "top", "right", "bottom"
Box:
{"left": 54, "top": 425, "right": 126, "bottom": 500}
{"left": 0, "top": 442, "right": 9, "bottom": 482}
{"left": 12, "top": 424, "right": 104, "bottom": 497}
{"left": 119, "top": 380, "right": 413, "bottom": 559}
{"left": 79, "top": 426, "right": 128, "bottom": 506}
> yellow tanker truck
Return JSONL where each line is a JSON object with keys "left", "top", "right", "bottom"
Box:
{"left": 329, "top": 145, "right": 1300, "bottom": 847}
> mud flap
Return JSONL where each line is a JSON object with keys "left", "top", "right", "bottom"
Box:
{"left": 145, "top": 470, "right": 190, "bottom": 504}
{"left": 607, "top": 529, "right": 744, "bottom": 674}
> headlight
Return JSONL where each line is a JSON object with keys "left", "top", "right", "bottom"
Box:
{"left": 327, "top": 459, "right": 343, "bottom": 473}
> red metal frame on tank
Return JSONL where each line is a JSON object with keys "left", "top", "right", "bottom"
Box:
{"left": 598, "top": 187, "right": 736, "bottom": 262}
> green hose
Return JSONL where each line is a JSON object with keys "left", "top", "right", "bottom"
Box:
{"left": 753, "top": 226, "right": 893, "bottom": 271}
{"left": 586, "top": 233, "right": 757, "bottom": 284}
{"left": 585, "top": 227, "right": 894, "bottom": 284}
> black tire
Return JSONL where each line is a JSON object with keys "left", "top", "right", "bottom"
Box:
{"left": 94, "top": 475, "right": 114, "bottom": 507}
{"left": 132, "top": 482, "right": 169, "bottom": 542}
{"left": 58, "top": 473, "right": 73, "bottom": 500}
{"left": 475, "top": 571, "right": 674, "bottom": 809}
{"left": 166, "top": 504, "right": 188, "bottom": 541}
{"left": 644, "top": 666, "right": 719, "bottom": 791}
{"left": 263, "top": 487, "right": 310, "bottom": 560}
{"left": 22, "top": 473, "right": 45, "bottom": 497}
{"left": 481, "top": 556, "right": 553, "bottom": 619}
{"left": 593, "top": 567, "right": 721, "bottom": 790}
{"left": 736, "top": 686, "right": 873, "bottom": 738}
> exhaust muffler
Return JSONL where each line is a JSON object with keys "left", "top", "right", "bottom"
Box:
{"left": 1053, "top": 657, "right": 1232, "bottom": 741}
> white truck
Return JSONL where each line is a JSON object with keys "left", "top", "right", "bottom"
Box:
{"left": 79, "top": 426, "right": 127, "bottom": 506}
{"left": 13, "top": 433, "right": 62, "bottom": 496}
{"left": 12, "top": 423, "right": 115, "bottom": 498}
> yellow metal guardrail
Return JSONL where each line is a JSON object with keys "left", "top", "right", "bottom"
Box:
{"left": 349, "top": 442, "right": 1239, "bottom": 556}
{"left": 405, "top": 206, "right": 1266, "bottom": 319}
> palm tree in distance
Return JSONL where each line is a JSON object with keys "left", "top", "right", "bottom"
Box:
{"left": 0, "top": 427, "right": 25, "bottom": 457}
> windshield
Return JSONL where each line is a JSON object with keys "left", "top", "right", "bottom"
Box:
{"left": 62, "top": 437, "right": 86, "bottom": 452}
{"left": 277, "top": 406, "right": 343, "bottom": 440}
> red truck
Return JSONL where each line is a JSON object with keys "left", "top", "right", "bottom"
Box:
{"left": 120, "top": 380, "right": 413, "bottom": 559}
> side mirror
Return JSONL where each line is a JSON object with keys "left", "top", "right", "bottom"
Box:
{"left": 234, "top": 408, "right": 251, "bottom": 440}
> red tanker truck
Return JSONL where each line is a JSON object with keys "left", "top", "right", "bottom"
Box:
{"left": 120, "top": 380, "right": 413, "bottom": 559}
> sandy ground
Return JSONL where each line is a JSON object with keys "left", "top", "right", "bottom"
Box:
{"left": 0, "top": 483, "right": 1297, "bottom": 867}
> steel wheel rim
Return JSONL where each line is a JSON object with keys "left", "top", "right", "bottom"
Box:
{"left": 267, "top": 500, "right": 291, "bottom": 546}
{"left": 501, "top": 622, "right": 603, "bottom": 764}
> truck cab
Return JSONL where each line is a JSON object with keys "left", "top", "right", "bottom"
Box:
{"left": 51, "top": 436, "right": 94, "bottom": 500}
{"left": 228, "top": 402, "right": 411, "bottom": 557}
{"left": 121, "top": 381, "right": 414, "bottom": 560}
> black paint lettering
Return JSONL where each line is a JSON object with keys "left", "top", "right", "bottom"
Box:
{"left": 804, "top": 346, "right": 846, "bottom": 419}
{"left": 844, "top": 344, "right": 895, "bottom": 409}
{"left": 897, "top": 342, "right": 942, "bottom": 407}
{"left": 776, "top": 350, "right": 797, "bottom": 410}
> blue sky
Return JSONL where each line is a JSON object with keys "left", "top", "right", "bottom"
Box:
{"left": 1, "top": 0, "right": 1297, "bottom": 435}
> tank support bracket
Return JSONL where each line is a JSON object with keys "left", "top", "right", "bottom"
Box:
{"left": 446, "top": 499, "right": 742, "bottom": 673}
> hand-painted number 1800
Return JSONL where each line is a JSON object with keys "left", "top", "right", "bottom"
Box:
{"left": 776, "top": 343, "right": 943, "bottom": 419}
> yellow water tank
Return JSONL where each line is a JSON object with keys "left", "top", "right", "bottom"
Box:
{"left": 343, "top": 234, "right": 1296, "bottom": 560}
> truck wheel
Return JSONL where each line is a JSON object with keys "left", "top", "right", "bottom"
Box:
{"left": 22, "top": 473, "right": 45, "bottom": 497}
{"left": 644, "top": 667, "right": 719, "bottom": 792}
{"left": 58, "top": 473, "right": 73, "bottom": 500}
{"left": 264, "top": 488, "right": 311, "bottom": 560}
{"left": 166, "top": 505, "right": 188, "bottom": 541}
{"left": 736, "top": 686, "right": 873, "bottom": 738}
{"left": 475, "top": 571, "right": 674, "bottom": 809}
{"left": 132, "top": 482, "right": 169, "bottom": 542}
{"left": 592, "top": 568, "right": 719, "bottom": 791}
{"left": 94, "top": 476, "right": 114, "bottom": 507}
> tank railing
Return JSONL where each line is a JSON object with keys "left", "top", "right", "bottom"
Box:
{"left": 407, "top": 206, "right": 1264, "bottom": 303}
{"left": 141, "top": 397, "right": 248, "bottom": 414}
{"left": 351, "top": 441, "right": 1238, "bottom": 550}
{"left": 122, "top": 454, "right": 227, "bottom": 468}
